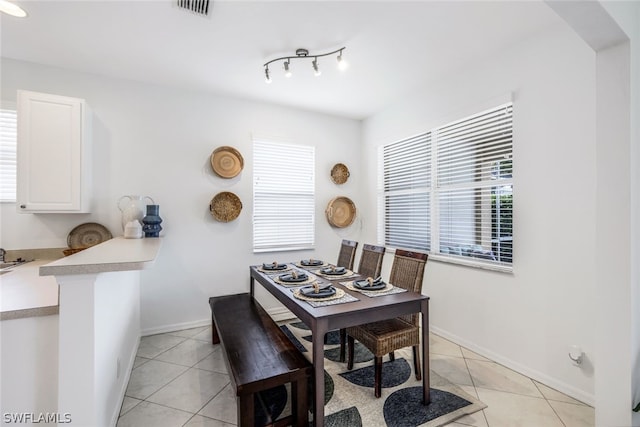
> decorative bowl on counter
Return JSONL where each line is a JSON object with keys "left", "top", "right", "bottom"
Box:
{"left": 67, "top": 222, "right": 112, "bottom": 249}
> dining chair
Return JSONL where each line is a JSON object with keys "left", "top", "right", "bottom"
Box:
{"left": 357, "top": 244, "right": 386, "bottom": 278}
{"left": 339, "top": 244, "right": 386, "bottom": 362}
{"left": 326, "top": 239, "right": 358, "bottom": 346}
{"left": 344, "top": 249, "right": 428, "bottom": 398}
{"left": 336, "top": 239, "right": 358, "bottom": 270}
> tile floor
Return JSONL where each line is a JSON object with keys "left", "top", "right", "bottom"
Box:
{"left": 117, "top": 324, "right": 594, "bottom": 427}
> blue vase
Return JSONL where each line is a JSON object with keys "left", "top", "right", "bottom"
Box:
{"left": 142, "top": 204, "right": 163, "bottom": 237}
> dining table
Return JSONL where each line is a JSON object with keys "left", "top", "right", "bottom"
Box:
{"left": 250, "top": 261, "right": 430, "bottom": 427}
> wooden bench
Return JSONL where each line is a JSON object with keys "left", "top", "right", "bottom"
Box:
{"left": 209, "top": 293, "right": 312, "bottom": 427}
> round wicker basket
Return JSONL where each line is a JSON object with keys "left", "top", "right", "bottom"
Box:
{"left": 210, "top": 191, "right": 242, "bottom": 222}
{"left": 325, "top": 196, "right": 356, "bottom": 228}
{"left": 330, "top": 163, "right": 350, "bottom": 184}
{"left": 210, "top": 146, "right": 244, "bottom": 178}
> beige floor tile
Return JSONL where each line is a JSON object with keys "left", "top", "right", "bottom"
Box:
{"left": 119, "top": 396, "right": 141, "bottom": 416}
{"left": 459, "top": 385, "right": 480, "bottom": 400}
{"left": 193, "top": 347, "right": 228, "bottom": 374}
{"left": 452, "top": 410, "right": 488, "bottom": 427}
{"left": 155, "top": 338, "right": 216, "bottom": 367}
{"left": 466, "top": 359, "right": 543, "bottom": 398}
{"left": 461, "top": 347, "right": 490, "bottom": 362}
{"left": 430, "top": 334, "right": 464, "bottom": 357}
{"left": 476, "top": 387, "right": 564, "bottom": 427}
{"left": 198, "top": 383, "right": 237, "bottom": 424}
{"left": 167, "top": 326, "right": 210, "bottom": 338}
{"left": 192, "top": 327, "right": 213, "bottom": 342}
{"left": 534, "top": 380, "right": 587, "bottom": 405}
{"left": 183, "top": 415, "right": 236, "bottom": 427}
{"left": 125, "top": 360, "right": 189, "bottom": 400}
{"left": 147, "top": 368, "right": 230, "bottom": 413}
{"left": 133, "top": 356, "right": 150, "bottom": 369}
{"left": 431, "top": 353, "right": 474, "bottom": 386}
{"left": 116, "top": 401, "right": 193, "bottom": 427}
{"left": 137, "top": 334, "right": 187, "bottom": 359}
{"left": 548, "top": 400, "right": 595, "bottom": 427}
{"left": 452, "top": 386, "right": 488, "bottom": 426}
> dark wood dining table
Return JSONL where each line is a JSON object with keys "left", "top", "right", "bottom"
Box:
{"left": 250, "top": 263, "right": 430, "bottom": 427}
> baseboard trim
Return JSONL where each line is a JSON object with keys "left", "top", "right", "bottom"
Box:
{"left": 141, "top": 319, "right": 211, "bottom": 337}
{"left": 141, "top": 307, "right": 295, "bottom": 337}
{"left": 430, "top": 325, "right": 595, "bottom": 407}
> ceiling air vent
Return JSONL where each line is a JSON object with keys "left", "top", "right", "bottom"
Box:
{"left": 177, "top": 0, "right": 211, "bottom": 17}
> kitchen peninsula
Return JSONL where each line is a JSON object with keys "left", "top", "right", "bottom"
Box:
{"left": 1, "top": 237, "right": 161, "bottom": 427}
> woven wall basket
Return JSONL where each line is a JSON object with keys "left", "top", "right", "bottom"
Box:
{"left": 210, "top": 192, "right": 242, "bottom": 222}
{"left": 325, "top": 196, "right": 356, "bottom": 228}
{"left": 210, "top": 146, "right": 244, "bottom": 178}
{"left": 330, "top": 163, "right": 350, "bottom": 184}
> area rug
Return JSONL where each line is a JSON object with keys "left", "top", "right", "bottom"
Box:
{"left": 266, "top": 321, "right": 486, "bottom": 427}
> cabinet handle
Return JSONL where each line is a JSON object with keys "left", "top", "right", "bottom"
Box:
{"left": 20, "top": 204, "right": 26, "bottom": 209}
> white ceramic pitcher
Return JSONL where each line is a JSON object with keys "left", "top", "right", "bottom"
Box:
{"left": 118, "top": 195, "right": 154, "bottom": 231}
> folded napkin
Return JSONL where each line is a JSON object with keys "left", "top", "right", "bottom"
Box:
{"left": 300, "top": 284, "right": 335, "bottom": 297}
{"left": 263, "top": 262, "right": 286, "bottom": 270}
{"left": 321, "top": 266, "right": 346, "bottom": 274}
{"left": 301, "top": 259, "right": 323, "bottom": 266}
{"left": 355, "top": 276, "right": 386, "bottom": 289}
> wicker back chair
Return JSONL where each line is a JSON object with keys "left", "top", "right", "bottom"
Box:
{"left": 338, "top": 244, "right": 386, "bottom": 362}
{"left": 336, "top": 239, "right": 358, "bottom": 270}
{"left": 345, "top": 249, "right": 428, "bottom": 397}
{"left": 357, "top": 244, "right": 386, "bottom": 278}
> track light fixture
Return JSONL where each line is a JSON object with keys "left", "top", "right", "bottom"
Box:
{"left": 263, "top": 47, "right": 346, "bottom": 83}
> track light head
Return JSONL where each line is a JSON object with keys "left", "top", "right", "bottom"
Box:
{"left": 284, "top": 60, "right": 292, "bottom": 78}
{"left": 312, "top": 58, "right": 321, "bottom": 76}
{"left": 337, "top": 50, "right": 348, "bottom": 71}
{"left": 264, "top": 66, "right": 272, "bottom": 84}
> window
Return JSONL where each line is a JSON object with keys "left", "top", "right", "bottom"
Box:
{"left": 380, "top": 103, "right": 513, "bottom": 269}
{"left": 253, "top": 138, "right": 315, "bottom": 252}
{"left": 0, "top": 107, "right": 17, "bottom": 202}
{"left": 379, "top": 134, "right": 431, "bottom": 252}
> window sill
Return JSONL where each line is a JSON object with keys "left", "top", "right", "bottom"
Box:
{"left": 253, "top": 246, "right": 315, "bottom": 254}
{"left": 429, "top": 253, "right": 513, "bottom": 274}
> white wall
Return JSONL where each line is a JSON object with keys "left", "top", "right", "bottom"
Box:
{"left": 362, "top": 23, "right": 597, "bottom": 404}
{"left": 0, "top": 59, "right": 362, "bottom": 333}
{"left": 598, "top": 2, "right": 640, "bottom": 424}
{"left": 0, "top": 314, "right": 59, "bottom": 426}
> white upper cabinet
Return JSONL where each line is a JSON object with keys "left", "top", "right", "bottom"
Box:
{"left": 17, "top": 90, "right": 91, "bottom": 213}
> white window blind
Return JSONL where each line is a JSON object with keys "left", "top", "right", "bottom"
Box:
{"left": 437, "top": 104, "right": 513, "bottom": 265}
{"left": 380, "top": 102, "right": 513, "bottom": 269}
{"left": 0, "top": 108, "right": 17, "bottom": 202}
{"left": 253, "top": 139, "right": 315, "bottom": 252}
{"left": 380, "top": 133, "right": 431, "bottom": 252}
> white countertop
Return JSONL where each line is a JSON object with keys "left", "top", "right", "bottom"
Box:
{"left": 40, "top": 236, "right": 162, "bottom": 276}
{"left": 1, "top": 237, "right": 161, "bottom": 320}
{"left": 1, "top": 260, "right": 59, "bottom": 320}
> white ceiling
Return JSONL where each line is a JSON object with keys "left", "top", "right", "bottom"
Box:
{"left": 1, "top": 1, "right": 563, "bottom": 120}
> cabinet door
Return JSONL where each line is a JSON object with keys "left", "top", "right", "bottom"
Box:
{"left": 17, "top": 91, "right": 90, "bottom": 212}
